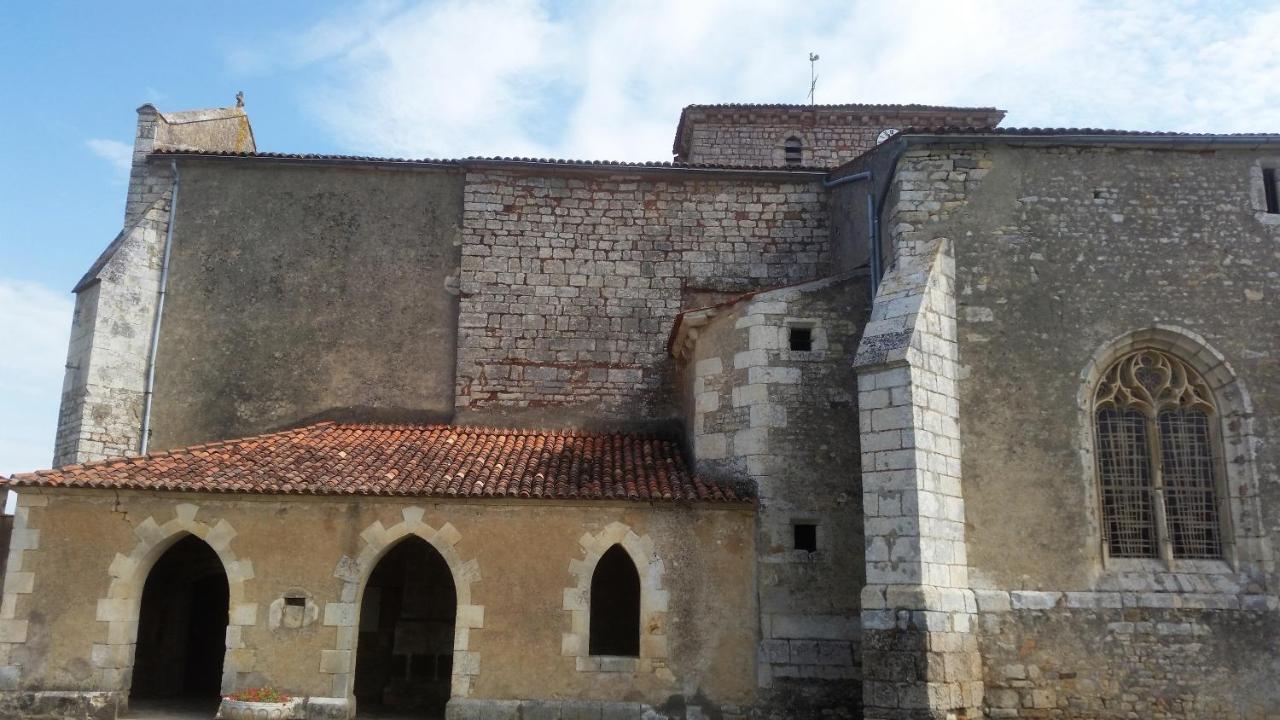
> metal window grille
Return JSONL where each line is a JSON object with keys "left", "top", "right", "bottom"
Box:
{"left": 1095, "top": 408, "right": 1157, "bottom": 557}
{"left": 1158, "top": 410, "right": 1222, "bottom": 559}
{"left": 1093, "top": 349, "right": 1224, "bottom": 562}
{"left": 784, "top": 137, "right": 803, "bottom": 166}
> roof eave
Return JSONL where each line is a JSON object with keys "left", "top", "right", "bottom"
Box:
{"left": 896, "top": 131, "right": 1280, "bottom": 149}
{"left": 152, "top": 150, "right": 833, "bottom": 179}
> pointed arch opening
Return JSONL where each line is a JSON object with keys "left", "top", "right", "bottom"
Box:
{"left": 588, "top": 544, "right": 640, "bottom": 657}
{"left": 354, "top": 536, "right": 457, "bottom": 717}
{"left": 131, "top": 534, "right": 229, "bottom": 714}
{"left": 1091, "top": 346, "right": 1229, "bottom": 562}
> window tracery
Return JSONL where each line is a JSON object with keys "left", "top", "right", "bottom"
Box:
{"left": 1093, "top": 349, "right": 1225, "bottom": 561}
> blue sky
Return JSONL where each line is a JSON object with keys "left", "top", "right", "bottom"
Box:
{"left": 2, "top": 0, "right": 1279, "bottom": 480}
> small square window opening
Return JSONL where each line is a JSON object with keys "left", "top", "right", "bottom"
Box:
{"left": 1264, "top": 168, "right": 1279, "bottom": 214}
{"left": 793, "top": 523, "right": 817, "bottom": 552}
{"left": 789, "top": 326, "right": 813, "bottom": 352}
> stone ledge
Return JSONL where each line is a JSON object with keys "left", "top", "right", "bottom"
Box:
{"left": 445, "top": 697, "right": 712, "bottom": 720}
{"left": 0, "top": 690, "right": 123, "bottom": 720}
{"left": 970, "top": 589, "right": 1279, "bottom": 612}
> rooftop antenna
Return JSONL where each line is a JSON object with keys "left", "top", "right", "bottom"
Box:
{"left": 808, "top": 53, "right": 820, "bottom": 105}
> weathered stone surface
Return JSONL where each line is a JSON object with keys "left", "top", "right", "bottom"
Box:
{"left": 455, "top": 169, "right": 829, "bottom": 423}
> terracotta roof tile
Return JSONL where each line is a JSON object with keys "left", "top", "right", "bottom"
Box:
{"left": 4, "top": 423, "right": 748, "bottom": 504}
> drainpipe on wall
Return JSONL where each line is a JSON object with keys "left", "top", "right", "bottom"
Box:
{"left": 822, "top": 170, "right": 880, "bottom": 297}
{"left": 872, "top": 141, "right": 909, "bottom": 289}
{"left": 139, "top": 160, "right": 180, "bottom": 455}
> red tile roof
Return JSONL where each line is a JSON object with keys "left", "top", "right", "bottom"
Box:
{"left": 5, "top": 423, "right": 748, "bottom": 503}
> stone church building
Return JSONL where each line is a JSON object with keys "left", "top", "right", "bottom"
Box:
{"left": 2, "top": 97, "right": 1279, "bottom": 719}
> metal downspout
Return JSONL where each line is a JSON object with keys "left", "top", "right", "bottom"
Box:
{"left": 870, "top": 141, "right": 910, "bottom": 297}
{"left": 823, "top": 170, "right": 880, "bottom": 297}
{"left": 139, "top": 160, "right": 179, "bottom": 455}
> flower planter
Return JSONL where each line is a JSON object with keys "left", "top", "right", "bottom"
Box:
{"left": 217, "top": 698, "right": 294, "bottom": 720}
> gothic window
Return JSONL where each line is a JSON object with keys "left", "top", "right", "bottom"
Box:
{"left": 783, "top": 136, "right": 803, "bottom": 166}
{"left": 1093, "top": 349, "right": 1225, "bottom": 560}
{"left": 588, "top": 545, "right": 640, "bottom": 656}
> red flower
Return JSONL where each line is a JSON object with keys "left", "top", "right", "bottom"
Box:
{"left": 226, "top": 687, "right": 291, "bottom": 703}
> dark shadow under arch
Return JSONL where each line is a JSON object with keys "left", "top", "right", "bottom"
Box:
{"left": 589, "top": 544, "right": 640, "bottom": 657}
{"left": 132, "top": 534, "right": 228, "bottom": 706}
{"left": 355, "top": 536, "right": 457, "bottom": 716}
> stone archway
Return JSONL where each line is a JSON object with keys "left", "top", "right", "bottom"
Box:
{"left": 354, "top": 536, "right": 456, "bottom": 715}
{"left": 325, "top": 508, "right": 483, "bottom": 709}
{"left": 92, "top": 503, "right": 255, "bottom": 697}
{"left": 132, "top": 535, "right": 229, "bottom": 707}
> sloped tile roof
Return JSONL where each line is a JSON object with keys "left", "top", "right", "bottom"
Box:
{"left": 151, "top": 149, "right": 830, "bottom": 173}
{"left": 4, "top": 423, "right": 748, "bottom": 503}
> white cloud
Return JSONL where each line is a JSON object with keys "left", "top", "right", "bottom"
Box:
{"left": 242, "top": 1, "right": 1280, "bottom": 159}
{"left": 0, "top": 279, "right": 72, "bottom": 480}
{"left": 85, "top": 138, "right": 133, "bottom": 177}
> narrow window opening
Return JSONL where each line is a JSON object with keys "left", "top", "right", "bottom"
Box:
{"left": 784, "top": 136, "right": 803, "bottom": 166}
{"left": 789, "top": 326, "right": 813, "bottom": 352}
{"left": 589, "top": 545, "right": 641, "bottom": 657}
{"left": 1264, "top": 168, "right": 1279, "bottom": 214}
{"left": 793, "top": 523, "right": 817, "bottom": 553}
{"left": 284, "top": 596, "right": 306, "bottom": 608}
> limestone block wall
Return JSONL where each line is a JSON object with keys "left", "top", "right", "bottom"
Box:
{"left": 455, "top": 167, "right": 830, "bottom": 423}
{"left": 676, "top": 107, "right": 1005, "bottom": 168}
{"left": 886, "top": 141, "right": 1280, "bottom": 717}
{"left": 53, "top": 197, "right": 170, "bottom": 466}
{"left": 852, "top": 238, "right": 983, "bottom": 720}
{"left": 0, "top": 489, "right": 756, "bottom": 719}
{"left": 124, "top": 105, "right": 173, "bottom": 229}
{"left": 56, "top": 103, "right": 258, "bottom": 465}
{"left": 676, "top": 273, "right": 870, "bottom": 716}
{"left": 975, "top": 598, "right": 1280, "bottom": 718}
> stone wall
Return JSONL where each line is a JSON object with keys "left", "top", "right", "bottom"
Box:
{"left": 879, "top": 140, "right": 1280, "bottom": 717}
{"left": 852, "top": 238, "right": 983, "bottom": 720}
{"left": 455, "top": 167, "right": 830, "bottom": 424}
{"left": 147, "top": 161, "right": 464, "bottom": 450}
{"left": 0, "top": 489, "right": 756, "bottom": 718}
{"left": 56, "top": 104, "right": 256, "bottom": 465}
{"left": 53, "top": 196, "right": 170, "bottom": 466}
{"left": 676, "top": 107, "right": 1005, "bottom": 168}
{"left": 675, "top": 273, "right": 871, "bottom": 716}
{"left": 977, "top": 603, "right": 1280, "bottom": 718}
